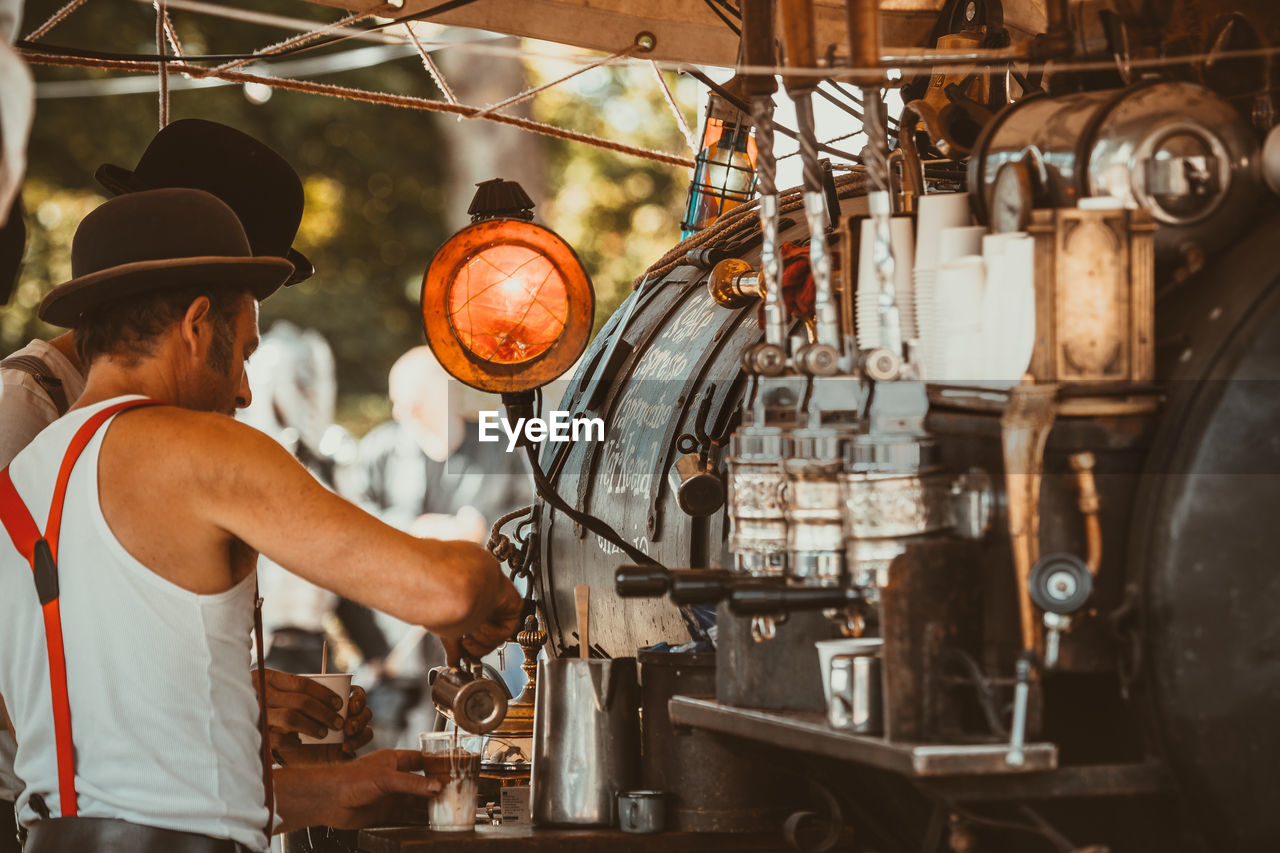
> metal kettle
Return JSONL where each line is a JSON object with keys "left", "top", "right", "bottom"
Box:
{"left": 531, "top": 656, "right": 640, "bottom": 825}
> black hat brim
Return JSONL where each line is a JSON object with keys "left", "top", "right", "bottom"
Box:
{"left": 39, "top": 255, "right": 294, "bottom": 328}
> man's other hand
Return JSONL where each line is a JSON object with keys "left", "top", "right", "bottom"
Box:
{"left": 275, "top": 749, "right": 442, "bottom": 833}
{"left": 254, "top": 668, "right": 372, "bottom": 754}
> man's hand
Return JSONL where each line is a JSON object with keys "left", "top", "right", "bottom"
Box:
{"left": 274, "top": 749, "right": 442, "bottom": 833}
{"left": 253, "top": 668, "right": 372, "bottom": 755}
{"left": 441, "top": 560, "right": 523, "bottom": 665}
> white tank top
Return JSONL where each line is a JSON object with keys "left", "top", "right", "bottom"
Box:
{"left": 0, "top": 397, "right": 269, "bottom": 850}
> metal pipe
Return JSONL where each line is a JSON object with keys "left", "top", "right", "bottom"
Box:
{"left": 1070, "top": 451, "right": 1103, "bottom": 576}
{"left": 777, "top": 0, "right": 839, "bottom": 366}
{"left": 1000, "top": 383, "right": 1059, "bottom": 655}
{"left": 777, "top": 0, "right": 817, "bottom": 91}
{"left": 863, "top": 92, "right": 900, "bottom": 366}
{"left": 795, "top": 95, "right": 841, "bottom": 353}
{"left": 844, "top": 0, "right": 880, "bottom": 79}
{"left": 1006, "top": 652, "right": 1033, "bottom": 767}
{"left": 846, "top": 0, "right": 899, "bottom": 372}
{"left": 741, "top": 0, "right": 788, "bottom": 356}
{"left": 895, "top": 107, "right": 925, "bottom": 210}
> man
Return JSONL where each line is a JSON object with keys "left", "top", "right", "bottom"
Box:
{"left": 0, "top": 120, "right": 366, "bottom": 847}
{"left": 0, "top": 188, "right": 521, "bottom": 850}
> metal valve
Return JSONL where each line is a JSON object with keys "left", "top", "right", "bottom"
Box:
{"left": 1006, "top": 650, "right": 1035, "bottom": 767}
{"left": 1029, "top": 553, "right": 1094, "bottom": 668}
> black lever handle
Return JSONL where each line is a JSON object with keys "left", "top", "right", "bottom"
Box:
{"left": 615, "top": 566, "right": 734, "bottom": 604}
{"left": 615, "top": 565, "right": 670, "bottom": 598}
{"left": 729, "top": 583, "right": 862, "bottom": 615}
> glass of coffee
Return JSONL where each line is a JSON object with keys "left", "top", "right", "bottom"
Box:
{"left": 419, "top": 731, "right": 482, "bottom": 832}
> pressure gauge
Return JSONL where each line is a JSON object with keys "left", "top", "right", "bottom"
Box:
{"left": 991, "top": 159, "right": 1035, "bottom": 233}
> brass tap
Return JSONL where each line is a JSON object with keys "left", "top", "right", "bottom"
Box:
{"left": 1069, "top": 451, "right": 1103, "bottom": 576}
{"left": 708, "top": 258, "right": 762, "bottom": 308}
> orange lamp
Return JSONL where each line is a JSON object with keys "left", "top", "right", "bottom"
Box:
{"left": 422, "top": 179, "right": 594, "bottom": 393}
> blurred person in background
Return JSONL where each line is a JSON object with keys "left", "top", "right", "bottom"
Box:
{"left": 354, "top": 345, "right": 531, "bottom": 539}
{"left": 351, "top": 345, "right": 533, "bottom": 747}
{"left": 238, "top": 320, "right": 391, "bottom": 681}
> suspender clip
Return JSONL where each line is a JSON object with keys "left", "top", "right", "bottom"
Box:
{"left": 33, "top": 538, "right": 59, "bottom": 605}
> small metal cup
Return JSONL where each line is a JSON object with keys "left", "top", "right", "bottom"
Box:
{"left": 617, "top": 790, "right": 666, "bottom": 834}
{"left": 827, "top": 651, "right": 883, "bottom": 735}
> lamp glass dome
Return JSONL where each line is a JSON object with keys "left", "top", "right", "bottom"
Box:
{"left": 446, "top": 243, "right": 570, "bottom": 365}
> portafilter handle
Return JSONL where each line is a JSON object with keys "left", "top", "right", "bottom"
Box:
{"left": 614, "top": 566, "right": 733, "bottom": 605}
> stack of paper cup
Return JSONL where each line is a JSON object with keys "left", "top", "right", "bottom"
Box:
{"left": 938, "top": 225, "right": 987, "bottom": 266}
{"left": 934, "top": 256, "right": 986, "bottom": 382}
{"left": 855, "top": 216, "right": 916, "bottom": 350}
{"left": 912, "top": 193, "right": 973, "bottom": 379}
{"left": 979, "top": 232, "right": 1036, "bottom": 384}
{"left": 914, "top": 192, "right": 973, "bottom": 271}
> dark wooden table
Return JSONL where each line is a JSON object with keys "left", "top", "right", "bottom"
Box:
{"left": 357, "top": 825, "right": 795, "bottom": 852}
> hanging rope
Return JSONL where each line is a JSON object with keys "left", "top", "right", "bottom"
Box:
{"left": 403, "top": 21, "right": 457, "bottom": 105}
{"left": 160, "top": 5, "right": 184, "bottom": 56}
{"left": 650, "top": 60, "right": 697, "bottom": 154}
{"left": 154, "top": 0, "right": 169, "bottom": 128}
{"left": 22, "top": 51, "right": 696, "bottom": 169}
{"left": 468, "top": 36, "right": 651, "bottom": 121}
{"left": 24, "top": 0, "right": 91, "bottom": 42}
{"left": 777, "top": 128, "right": 864, "bottom": 161}
{"left": 209, "top": 5, "right": 393, "bottom": 75}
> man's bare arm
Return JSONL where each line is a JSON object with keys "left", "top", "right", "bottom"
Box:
{"left": 102, "top": 408, "right": 520, "bottom": 647}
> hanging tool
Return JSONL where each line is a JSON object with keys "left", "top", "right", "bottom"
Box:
{"left": 740, "top": 0, "right": 788, "bottom": 376}
{"left": 847, "top": 0, "right": 903, "bottom": 380}
{"left": 779, "top": 0, "right": 840, "bottom": 376}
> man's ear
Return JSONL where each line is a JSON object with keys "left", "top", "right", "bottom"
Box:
{"left": 179, "top": 295, "right": 214, "bottom": 359}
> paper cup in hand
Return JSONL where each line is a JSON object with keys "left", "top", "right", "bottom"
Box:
{"left": 296, "top": 673, "right": 352, "bottom": 744}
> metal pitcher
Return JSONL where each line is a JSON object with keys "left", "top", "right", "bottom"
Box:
{"left": 531, "top": 657, "right": 640, "bottom": 826}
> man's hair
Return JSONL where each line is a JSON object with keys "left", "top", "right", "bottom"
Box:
{"left": 75, "top": 285, "right": 248, "bottom": 370}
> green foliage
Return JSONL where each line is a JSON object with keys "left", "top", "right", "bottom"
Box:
{"left": 11, "top": 0, "right": 449, "bottom": 413}
{"left": 6, "top": 3, "right": 699, "bottom": 426}
{"left": 530, "top": 58, "right": 696, "bottom": 334}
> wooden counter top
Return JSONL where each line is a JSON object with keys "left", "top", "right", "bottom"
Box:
{"left": 358, "top": 824, "right": 794, "bottom": 852}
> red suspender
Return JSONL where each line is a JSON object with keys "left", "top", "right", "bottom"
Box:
{"left": 0, "top": 398, "right": 158, "bottom": 818}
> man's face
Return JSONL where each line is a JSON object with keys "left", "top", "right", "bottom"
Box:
{"left": 199, "top": 293, "right": 260, "bottom": 416}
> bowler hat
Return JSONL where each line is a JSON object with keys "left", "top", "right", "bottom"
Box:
{"left": 39, "top": 188, "right": 294, "bottom": 327}
{"left": 95, "top": 118, "right": 314, "bottom": 284}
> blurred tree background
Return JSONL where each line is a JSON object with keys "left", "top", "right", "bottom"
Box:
{"left": 5, "top": 0, "right": 697, "bottom": 432}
